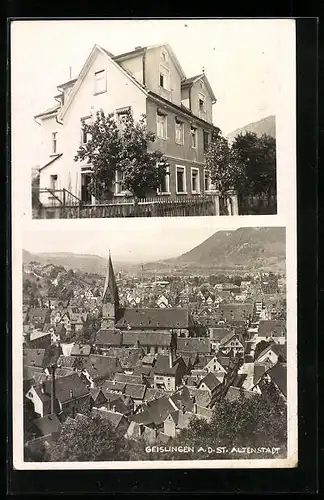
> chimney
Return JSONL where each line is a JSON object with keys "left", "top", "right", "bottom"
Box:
{"left": 70, "top": 390, "right": 73, "bottom": 399}
{"left": 50, "top": 365, "right": 56, "bottom": 414}
{"left": 193, "top": 403, "right": 197, "bottom": 414}
{"left": 112, "top": 405, "right": 116, "bottom": 413}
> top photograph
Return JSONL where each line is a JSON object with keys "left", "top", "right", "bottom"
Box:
{"left": 13, "top": 20, "right": 284, "bottom": 219}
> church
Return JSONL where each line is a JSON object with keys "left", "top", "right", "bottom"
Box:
{"left": 95, "top": 254, "right": 197, "bottom": 355}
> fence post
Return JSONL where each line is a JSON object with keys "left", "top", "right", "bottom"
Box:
{"left": 230, "top": 191, "right": 239, "bottom": 215}
{"left": 214, "top": 191, "right": 220, "bottom": 216}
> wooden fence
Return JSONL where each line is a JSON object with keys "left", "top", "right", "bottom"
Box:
{"left": 34, "top": 190, "right": 221, "bottom": 219}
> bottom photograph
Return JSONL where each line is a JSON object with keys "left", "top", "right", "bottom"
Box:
{"left": 19, "top": 223, "right": 290, "bottom": 466}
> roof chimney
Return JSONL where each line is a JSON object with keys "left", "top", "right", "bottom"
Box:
{"left": 112, "top": 405, "right": 116, "bottom": 412}
{"left": 169, "top": 346, "right": 173, "bottom": 369}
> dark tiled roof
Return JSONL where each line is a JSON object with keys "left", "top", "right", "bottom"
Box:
{"left": 101, "top": 380, "right": 126, "bottom": 394}
{"left": 258, "top": 320, "right": 286, "bottom": 337}
{"left": 132, "top": 396, "right": 175, "bottom": 426}
{"left": 153, "top": 354, "right": 183, "bottom": 376}
{"left": 122, "top": 331, "right": 172, "bottom": 347}
{"left": 144, "top": 388, "right": 166, "bottom": 402}
{"left": 23, "top": 365, "right": 44, "bottom": 381}
{"left": 57, "top": 355, "right": 78, "bottom": 369}
{"left": 271, "top": 343, "right": 287, "bottom": 361}
{"left": 177, "top": 338, "right": 211, "bottom": 354}
{"left": 209, "top": 328, "right": 233, "bottom": 341}
{"left": 42, "top": 372, "right": 89, "bottom": 403}
{"left": 32, "top": 413, "right": 61, "bottom": 436}
{"left": 116, "top": 307, "right": 191, "bottom": 329}
{"left": 253, "top": 363, "right": 268, "bottom": 386}
{"left": 198, "top": 372, "right": 221, "bottom": 392}
{"left": 187, "top": 388, "right": 211, "bottom": 407}
{"left": 267, "top": 363, "right": 287, "bottom": 397}
{"left": 92, "top": 408, "right": 128, "bottom": 429}
{"left": 95, "top": 329, "right": 122, "bottom": 346}
{"left": 114, "top": 373, "right": 143, "bottom": 385}
{"left": 181, "top": 74, "right": 204, "bottom": 86}
{"left": 225, "top": 386, "right": 259, "bottom": 402}
{"left": 124, "top": 383, "right": 146, "bottom": 400}
{"left": 83, "top": 355, "right": 122, "bottom": 381}
{"left": 23, "top": 349, "right": 46, "bottom": 368}
{"left": 70, "top": 344, "right": 91, "bottom": 356}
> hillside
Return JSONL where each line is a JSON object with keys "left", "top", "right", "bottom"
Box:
{"left": 227, "top": 115, "right": 276, "bottom": 141}
{"left": 160, "top": 227, "right": 285, "bottom": 272}
{"left": 23, "top": 250, "right": 114, "bottom": 275}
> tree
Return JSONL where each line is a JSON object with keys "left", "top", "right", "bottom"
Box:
{"left": 156, "top": 393, "right": 287, "bottom": 461}
{"left": 205, "top": 129, "right": 245, "bottom": 196}
{"left": 231, "top": 132, "right": 276, "bottom": 201}
{"left": 74, "top": 109, "right": 169, "bottom": 201}
{"left": 48, "top": 414, "right": 130, "bottom": 462}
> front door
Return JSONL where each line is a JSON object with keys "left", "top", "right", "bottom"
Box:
{"left": 81, "top": 173, "right": 92, "bottom": 203}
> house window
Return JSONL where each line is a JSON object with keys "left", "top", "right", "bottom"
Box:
{"left": 158, "top": 165, "right": 170, "bottom": 194}
{"left": 116, "top": 107, "right": 131, "bottom": 131}
{"left": 50, "top": 174, "right": 58, "bottom": 191}
{"left": 52, "top": 132, "right": 58, "bottom": 153}
{"left": 191, "top": 126, "right": 197, "bottom": 148}
{"left": 81, "top": 173, "right": 92, "bottom": 203}
{"left": 94, "top": 70, "right": 107, "bottom": 94}
{"left": 175, "top": 119, "right": 184, "bottom": 145}
{"left": 81, "top": 118, "right": 91, "bottom": 144}
{"left": 115, "top": 171, "right": 126, "bottom": 195}
{"left": 198, "top": 94, "right": 206, "bottom": 114}
{"left": 203, "top": 131, "right": 209, "bottom": 152}
{"left": 157, "top": 111, "right": 167, "bottom": 139}
{"left": 176, "top": 166, "right": 186, "bottom": 194}
{"left": 161, "top": 50, "right": 168, "bottom": 63}
{"left": 159, "top": 65, "right": 170, "bottom": 90}
{"left": 191, "top": 168, "right": 200, "bottom": 194}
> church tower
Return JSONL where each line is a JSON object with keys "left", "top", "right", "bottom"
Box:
{"left": 101, "top": 252, "right": 120, "bottom": 329}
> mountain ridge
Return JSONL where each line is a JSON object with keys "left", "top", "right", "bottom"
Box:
{"left": 227, "top": 115, "right": 276, "bottom": 141}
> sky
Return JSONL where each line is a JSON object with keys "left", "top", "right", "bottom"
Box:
{"left": 11, "top": 18, "right": 295, "bottom": 170}
{"left": 22, "top": 217, "right": 245, "bottom": 263}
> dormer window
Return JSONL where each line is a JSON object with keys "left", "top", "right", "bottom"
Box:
{"left": 94, "top": 69, "right": 107, "bottom": 95}
{"left": 159, "top": 65, "right": 170, "bottom": 91}
{"left": 198, "top": 94, "right": 206, "bottom": 114}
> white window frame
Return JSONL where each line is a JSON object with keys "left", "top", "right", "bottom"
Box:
{"left": 156, "top": 111, "right": 167, "bottom": 139}
{"left": 175, "top": 119, "right": 184, "bottom": 145}
{"left": 176, "top": 165, "right": 187, "bottom": 194}
{"left": 190, "top": 126, "right": 198, "bottom": 149}
{"left": 159, "top": 65, "right": 170, "bottom": 91}
{"left": 94, "top": 69, "right": 107, "bottom": 95}
{"left": 81, "top": 117, "right": 92, "bottom": 145}
{"left": 204, "top": 169, "right": 216, "bottom": 192}
{"left": 114, "top": 170, "right": 131, "bottom": 196}
{"left": 52, "top": 132, "right": 58, "bottom": 154}
{"left": 50, "top": 174, "right": 58, "bottom": 191}
{"left": 157, "top": 165, "right": 170, "bottom": 195}
{"left": 198, "top": 93, "right": 206, "bottom": 114}
{"left": 191, "top": 167, "right": 200, "bottom": 194}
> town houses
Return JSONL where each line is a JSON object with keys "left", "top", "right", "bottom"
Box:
{"left": 33, "top": 43, "right": 239, "bottom": 218}
{"left": 23, "top": 254, "right": 287, "bottom": 456}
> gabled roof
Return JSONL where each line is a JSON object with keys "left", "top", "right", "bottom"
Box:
{"left": 122, "top": 331, "right": 172, "bottom": 348}
{"left": 116, "top": 307, "right": 191, "bottom": 329}
{"left": 132, "top": 395, "right": 175, "bottom": 426}
{"left": 23, "top": 349, "right": 46, "bottom": 368}
{"left": 57, "top": 44, "right": 147, "bottom": 121}
{"left": 92, "top": 408, "right": 128, "bottom": 429}
{"left": 124, "top": 383, "right": 146, "bottom": 400}
{"left": 177, "top": 337, "right": 211, "bottom": 354}
{"left": 32, "top": 413, "right": 61, "bottom": 436}
{"left": 181, "top": 72, "right": 217, "bottom": 104}
{"left": 258, "top": 320, "right": 286, "bottom": 337}
{"left": 34, "top": 103, "right": 61, "bottom": 119}
{"left": 114, "top": 373, "right": 143, "bottom": 385}
{"left": 95, "top": 328, "right": 122, "bottom": 346}
{"left": 41, "top": 372, "right": 89, "bottom": 403}
{"left": 83, "top": 355, "right": 122, "bottom": 381}
{"left": 198, "top": 372, "right": 221, "bottom": 392}
{"left": 266, "top": 363, "right": 287, "bottom": 397}
{"left": 154, "top": 354, "right": 183, "bottom": 376}
{"left": 224, "top": 386, "right": 259, "bottom": 402}
{"left": 113, "top": 43, "right": 186, "bottom": 81}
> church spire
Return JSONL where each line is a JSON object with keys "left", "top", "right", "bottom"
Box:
{"left": 102, "top": 251, "right": 119, "bottom": 305}
{"left": 101, "top": 252, "right": 119, "bottom": 329}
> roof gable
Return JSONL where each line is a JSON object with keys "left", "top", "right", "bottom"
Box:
{"left": 57, "top": 44, "right": 147, "bottom": 121}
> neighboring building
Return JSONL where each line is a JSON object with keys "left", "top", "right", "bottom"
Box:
{"left": 35, "top": 43, "right": 238, "bottom": 213}
{"left": 257, "top": 320, "right": 286, "bottom": 345}
{"left": 153, "top": 352, "right": 187, "bottom": 392}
